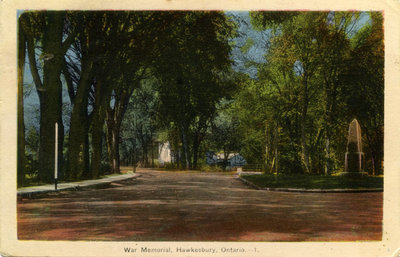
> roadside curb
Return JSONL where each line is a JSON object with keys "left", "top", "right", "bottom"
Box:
{"left": 17, "top": 173, "right": 141, "bottom": 198}
{"left": 237, "top": 176, "right": 383, "bottom": 193}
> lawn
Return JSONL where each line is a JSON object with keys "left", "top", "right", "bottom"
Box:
{"left": 241, "top": 173, "right": 384, "bottom": 189}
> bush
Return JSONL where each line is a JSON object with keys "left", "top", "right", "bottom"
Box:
{"left": 200, "top": 164, "right": 224, "bottom": 172}
{"left": 164, "top": 162, "right": 179, "bottom": 170}
{"left": 101, "top": 162, "right": 112, "bottom": 175}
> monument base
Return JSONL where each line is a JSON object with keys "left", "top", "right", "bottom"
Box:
{"left": 339, "top": 172, "right": 368, "bottom": 177}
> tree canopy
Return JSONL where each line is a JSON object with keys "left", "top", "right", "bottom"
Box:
{"left": 18, "top": 11, "right": 384, "bottom": 186}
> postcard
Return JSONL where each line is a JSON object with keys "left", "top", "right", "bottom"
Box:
{"left": 1, "top": 0, "right": 399, "bottom": 256}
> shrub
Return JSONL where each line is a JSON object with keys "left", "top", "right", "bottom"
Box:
{"left": 101, "top": 162, "right": 112, "bottom": 175}
{"left": 200, "top": 164, "right": 224, "bottom": 172}
{"left": 164, "top": 162, "right": 179, "bottom": 170}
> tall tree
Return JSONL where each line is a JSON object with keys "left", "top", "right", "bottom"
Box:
{"left": 104, "top": 12, "right": 175, "bottom": 174}
{"left": 245, "top": 11, "right": 383, "bottom": 175}
{"left": 21, "top": 11, "right": 76, "bottom": 182}
{"left": 66, "top": 12, "right": 100, "bottom": 179}
{"left": 65, "top": 12, "right": 159, "bottom": 177}
{"left": 209, "top": 100, "right": 242, "bottom": 169}
{"left": 120, "top": 78, "right": 159, "bottom": 167}
{"left": 154, "top": 11, "right": 236, "bottom": 169}
{"left": 343, "top": 12, "right": 384, "bottom": 175}
{"left": 17, "top": 17, "right": 27, "bottom": 186}
{"left": 316, "top": 12, "right": 362, "bottom": 175}
{"left": 251, "top": 12, "right": 326, "bottom": 173}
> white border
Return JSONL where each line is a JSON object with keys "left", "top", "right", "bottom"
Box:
{"left": 1, "top": 1, "right": 399, "bottom": 256}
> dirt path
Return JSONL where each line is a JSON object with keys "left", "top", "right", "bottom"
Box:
{"left": 17, "top": 169, "right": 382, "bottom": 241}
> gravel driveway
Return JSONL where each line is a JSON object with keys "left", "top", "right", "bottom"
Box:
{"left": 17, "top": 169, "right": 382, "bottom": 241}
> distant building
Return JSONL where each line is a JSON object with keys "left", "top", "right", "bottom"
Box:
{"left": 159, "top": 143, "right": 246, "bottom": 169}
{"left": 158, "top": 141, "right": 173, "bottom": 166}
{"left": 206, "top": 151, "right": 218, "bottom": 165}
{"left": 206, "top": 151, "right": 246, "bottom": 168}
{"left": 158, "top": 141, "right": 181, "bottom": 167}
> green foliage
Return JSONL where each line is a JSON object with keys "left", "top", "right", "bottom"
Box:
{"left": 240, "top": 38, "right": 254, "bottom": 54}
{"left": 200, "top": 164, "right": 224, "bottom": 172}
{"left": 341, "top": 12, "right": 384, "bottom": 175}
{"left": 207, "top": 99, "right": 242, "bottom": 169}
{"left": 163, "top": 162, "right": 180, "bottom": 170}
{"left": 250, "top": 11, "right": 299, "bottom": 31}
{"left": 21, "top": 126, "right": 40, "bottom": 186}
{"left": 232, "top": 11, "right": 384, "bottom": 175}
{"left": 101, "top": 162, "right": 112, "bottom": 175}
{"left": 120, "top": 78, "right": 159, "bottom": 167}
{"left": 20, "top": 11, "right": 384, "bottom": 185}
{"left": 153, "top": 11, "right": 237, "bottom": 169}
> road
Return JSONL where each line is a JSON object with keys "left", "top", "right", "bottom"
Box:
{"left": 17, "top": 169, "right": 383, "bottom": 241}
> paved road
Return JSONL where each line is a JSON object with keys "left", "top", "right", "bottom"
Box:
{"left": 17, "top": 169, "right": 382, "bottom": 241}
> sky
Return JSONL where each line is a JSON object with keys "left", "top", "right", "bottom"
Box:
{"left": 226, "top": 11, "right": 270, "bottom": 77}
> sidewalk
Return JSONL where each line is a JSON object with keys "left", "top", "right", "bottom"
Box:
{"left": 17, "top": 173, "right": 141, "bottom": 197}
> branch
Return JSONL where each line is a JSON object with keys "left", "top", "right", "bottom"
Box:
{"left": 62, "top": 27, "right": 78, "bottom": 54}
{"left": 62, "top": 58, "right": 75, "bottom": 104}
{"left": 66, "top": 55, "right": 81, "bottom": 77}
{"left": 26, "top": 35, "right": 43, "bottom": 92}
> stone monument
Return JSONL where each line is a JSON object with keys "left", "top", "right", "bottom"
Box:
{"left": 342, "top": 119, "right": 366, "bottom": 176}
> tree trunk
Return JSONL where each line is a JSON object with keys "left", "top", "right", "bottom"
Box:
{"left": 106, "top": 108, "right": 124, "bottom": 174}
{"left": 81, "top": 129, "right": 91, "bottom": 178}
{"left": 264, "top": 122, "right": 273, "bottom": 174}
{"left": 324, "top": 78, "right": 338, "bottom": 176}
{"left": 23, "top": 12, "right": 79, "bottom": 182}
{"left": 106, "top": 114, "right": 114, "bottom": 172}
{"left": 90, "top": 115, "right": 104, "bottom": 178}
{"left": 106, "top": 83, "right": 137, "bottom": 173}
{"left": 112, "top": 125, "right": 121, "bottom": 173}
{"left": 23, "top": 13, "right": 66, "bottom": 183}
{"left": 223, "top": 148, "right": 229, "bottom": 171}
{"left": 176, "top": 149, "right": 180, "bottom": 169}
{"left": 151, "top": 141, "right": 155, "bottom": 168}
{"left": 17, "top": 23, "right": 26, "bottom": 186}
{"left": 143, "top": 143, "right": 148, "bottom": 167}
{"left": 324, "top": 97, "right": 332, "bottom": 176}
{"left": 67, "top": 57, "right": 93, "bottom": 179}
{"left": 273, "top": 124, "right": 279, "bottom": 174}
{"left": 370, "top": 152, "right": 375, "bottom": 176}
{"left": 90, "top": 79, "right": 112, "bottom": 178}
{"left": 300, "top": 120, "right": 310, "bottom": 172}
{"left": 106, "top": 121, "right": 120, "bottom": 174}
{"left": 300, "top": 79, "right": 310, "bottom": 173}
{"left": 37, "top": 72, "right": 64, "bottom": 182}
{"left": 181, "top": 124, "right": 191, "bottom": 169}
{"left": 325, "top": 136, "right": 331, "bottom": 175}
{"left": 106, "top": 112, "right": 121, "bottom": 174}
{"left": 192, "top": 133, "right": 199, "bottom": 169}
{"left": 38, "top": 17, "right": 65, "bottom": 183}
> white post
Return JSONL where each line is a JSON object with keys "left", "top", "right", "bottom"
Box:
{"left": 55, "top": 122, "right": 58, "bottom": 190}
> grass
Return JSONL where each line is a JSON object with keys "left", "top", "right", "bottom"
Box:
{"left": 241, "top": 173, "right": 383, "bottom": 189}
